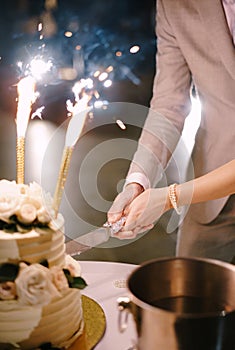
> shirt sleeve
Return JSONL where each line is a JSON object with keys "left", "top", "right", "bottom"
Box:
{"left": 126, "top": 0, "right": 192, "bottom": 188}
{"left": 124, "top": 172, "right": 151, "bottom": 190}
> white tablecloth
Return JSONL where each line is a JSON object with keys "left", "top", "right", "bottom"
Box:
{"left": 80, "top": 260, "right": 138, "bottom": 350}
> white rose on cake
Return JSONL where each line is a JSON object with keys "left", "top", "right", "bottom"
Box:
{"left": 0, "top": 180, "right": 21, "bottom": 222}
{"left": 37, "top": 207, "right": 52, "bottom": 224}
{"left": 0, "top": 180, "right": 21, "bottom": 197}
{"left": 17, "top": 203, "right": 37, "bottom": 224}
{"left": 25, "top": 183, "right": 52, "bottom": 212}
{"left": 0, "top": 180, "right": 65, "bottom": 232}
{"left": 20, "top": 182, "right": 55, "bottom": 225}
{"left": 0, "top": 195, "right": 21, "bottom": 223}
{"left": 15, "top": 263, "right": 61, "bottom": 306}
{"left": 50, "top": 266, "right": 69, "bottom": 291}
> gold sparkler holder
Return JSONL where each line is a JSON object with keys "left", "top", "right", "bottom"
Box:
{"left": 53, "top": 146, "right": 73, "bottom": 216}
{"left": 16, "top": 136, "right": 25, "bottom": 184}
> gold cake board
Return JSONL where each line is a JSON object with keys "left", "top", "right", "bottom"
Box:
{"left": 69, "top": 295, "right": 106, "bottom": 350}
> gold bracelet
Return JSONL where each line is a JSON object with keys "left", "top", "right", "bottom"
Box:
{"left": 168, "top": 183, "right": 182, "bottom": 215}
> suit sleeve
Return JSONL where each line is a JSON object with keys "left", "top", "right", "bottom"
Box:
{"left": 126, "top": 0, "right": 192, "bottom": 187}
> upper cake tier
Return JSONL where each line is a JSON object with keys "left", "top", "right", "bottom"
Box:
{"left": 0, "top": 180, "right": 66, "bottom": 267}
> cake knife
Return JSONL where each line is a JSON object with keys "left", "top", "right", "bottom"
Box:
{"left": 65, "top": 216, "right": 126, "bottom": 256}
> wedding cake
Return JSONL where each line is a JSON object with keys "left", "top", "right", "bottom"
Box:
{"left": 0, "top": 180, "right": 87, "bottom": 349}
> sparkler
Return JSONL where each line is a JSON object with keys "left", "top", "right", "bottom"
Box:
{"left": 15, "top": 57, "right": 55, "bottom": 184}
{"left": 15, "top": 76, "right": 36, "bottom": 184}
{"left": 53, "top": 80, "right": 92, "bottom": 215}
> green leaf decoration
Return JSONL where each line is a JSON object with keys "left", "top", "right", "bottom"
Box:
{"left": 3, "top": 223, "right": 17, "bottom": 233}
{"left": 62, "top": 269, "right": 87, "bottom": 289}
{"left": 39, "top": 259, "right": 49, "bottom": 268}
{"left": 62, "top": 268, "right": 71, "bottom": 277}
{"left": 0, "top": 262, "right": 20, "bottom": 282}
{"left": 37, "top": 222, "right": 51, "bottom": 228}
{"left": 39, "top": 342, "right": 61, "bottom": 350}
{"left": 9, "top": 215, "right": 18, "bottom": 223}
{"left": 0, "top": 215, "right": 52, "bottom": 234}
{"left": 16, "top": 224, "right": 31, "bottom": 233}
{"left": 69, "top": 276, "right": 88, "bottom": 290}
{"left": 0, "top": 343, "right": 19, "bottom": 350}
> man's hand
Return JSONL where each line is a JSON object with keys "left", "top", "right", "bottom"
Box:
{"left": 107, "top": 182, "right": 144, "bottom": 224}
{"left": 111, "top": 187, "right": 171, "bottom": 240}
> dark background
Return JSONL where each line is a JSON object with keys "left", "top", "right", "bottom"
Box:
{"left": 0, "top": 0, "right": 156, "bottom": 120}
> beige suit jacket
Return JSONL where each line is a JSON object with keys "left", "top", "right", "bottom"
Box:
{"left": 128, "top": 0, "right": 235, "bottom": 224}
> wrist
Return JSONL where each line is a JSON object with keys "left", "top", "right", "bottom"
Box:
{"left": 166, "top": 188, "right": 173, "bottom": 210}
{"left": 126, "top": 182, "right": 144, "bottom": 196}
{"left": 168, "top": 183, "right": 182, "bottom": 214}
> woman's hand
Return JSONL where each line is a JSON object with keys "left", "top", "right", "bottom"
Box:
{"left": 114, "top": 187, "right": 171, "bottom": 239}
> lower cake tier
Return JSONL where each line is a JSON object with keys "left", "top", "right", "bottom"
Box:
{"left": 0, "top": 228, "right": 65, "bottom": 267}
{"left": 0, "top": 288, "right": 84, "bottom": 349}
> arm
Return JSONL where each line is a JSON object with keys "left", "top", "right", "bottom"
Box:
{"left": 118, "top": 160, "right": 235, "bottom": 238}
{"left": 108, "top": 0, "right": 192, "bottom": 224}
{"left": 127, "top": 0, "right": 192, "bottom": 187}
{"left": 177, "top": 160, "right": 235, "bottom": 206}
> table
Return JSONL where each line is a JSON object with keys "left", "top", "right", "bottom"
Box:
{"left": 80, "top": 260, "right": 138, "bottom": 350}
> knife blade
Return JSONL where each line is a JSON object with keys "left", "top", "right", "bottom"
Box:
{"left": 66, "top": 216, "right": 126, "bottom": 256}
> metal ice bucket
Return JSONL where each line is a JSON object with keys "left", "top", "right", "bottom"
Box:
{"left": 118, "top": 257, "right": 235, "bottom": 350}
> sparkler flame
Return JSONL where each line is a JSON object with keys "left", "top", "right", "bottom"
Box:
{"left": 16, "top": 76, "right": 36, "bottom": 137}
{"left": 65, "top": 96, "right": 91, "bottom": 147}
{"left": 53, "top": 79, "right": 92, "bottom": 214}
{"left": 31, "top": 106, "right": 45, "bottom": 120}
{"left": 66, "top": 80, "right": 92, "bottom": 147}
{"left": 17, "top": 57, "right": 54, "bottom": 82}
{"left": 29, "top": 58, "right": 53, "bottom": 80}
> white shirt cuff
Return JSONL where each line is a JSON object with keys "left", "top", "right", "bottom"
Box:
{"left": 124, "top": 172, "right": 150, "bottom": 190}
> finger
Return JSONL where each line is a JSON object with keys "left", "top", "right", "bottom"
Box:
{"left": 141, "top": 224, "right": 154, "bottom": 231}
{"left": 132, "top": 224, "right": 154, "bottom": 234}
{"left": 124, "top": 214, "right": 139, "bottom": 231}
{"left": 108, "top": 197, "right": 130, "bottom": 223}
{"left": 114, "top": 230, "right": 137, "bottom": 240}
{"left": 108, "top": 202, "right": 133, "bottom": 224}
{"left": 108, "top": 185, "right": 142, "bottom": 222}
{"left": 123, "top": 203, "right": 131, "bottom": 216}
{"left": 107, "top": 211, "right": 123, "bottom": 223}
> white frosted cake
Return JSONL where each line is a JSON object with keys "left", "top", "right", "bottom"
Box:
{"left": 0, "top": 180, "right": 86, "bottom": 349}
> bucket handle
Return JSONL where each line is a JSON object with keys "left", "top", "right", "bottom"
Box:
{"left": 117, "top": 296, "right": 132, "bottom": 333}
